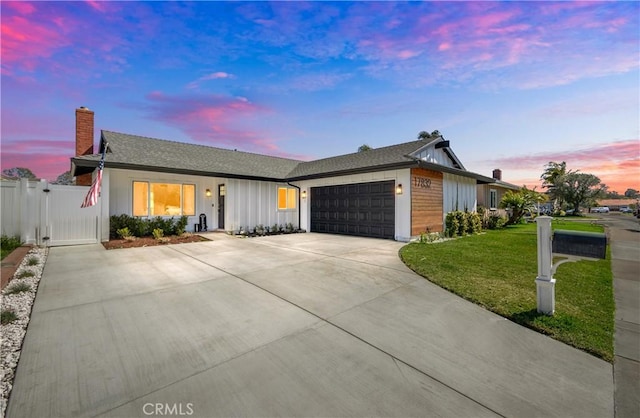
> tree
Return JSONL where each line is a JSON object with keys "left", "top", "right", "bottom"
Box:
{"left": 540, "top": 161, "right": 568, "bottom": 212}
{"left": 557, "top": 172, "right": 607, "bottom": 213}
{"left": 417, "top": 130, "right": 442, "bottom": 140}
{"left": 499, "top": 186, "right": 544, "bottom": 225}
{"left": 52, "top": 171, "right": 74, "bottom": 185}
{"left": 624, "top": 188, "right": 639, "bottom": 198}
{"left": 357, "top": 144, "right": 372, "bottom": 152}
{"left": 2, "top": 167, "right": 37, "bottom": 180}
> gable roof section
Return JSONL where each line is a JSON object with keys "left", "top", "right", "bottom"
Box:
{"left": 71, "top": 130, "right": 498, "bottom": 184}
{"left": 285, "top": 139, "right": 428, "bottom": 180}
{"left": 72, "top": 131, "right": 302, "bottom": 181}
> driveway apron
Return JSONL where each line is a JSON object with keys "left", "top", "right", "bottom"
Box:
{"left": 7, "top": 233, "right": 613, "bottom": 417}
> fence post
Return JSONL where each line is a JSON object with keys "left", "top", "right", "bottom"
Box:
{"left": 535, "top": 216, "right": 555, "bottom": 315}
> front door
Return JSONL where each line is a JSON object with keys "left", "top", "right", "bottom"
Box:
{"left": 218, "top": 184, "right": 225, "bottom": 229}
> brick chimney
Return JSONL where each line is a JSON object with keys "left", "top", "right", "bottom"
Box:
{"left": 492, "top": 169, "right": 502, "bottom": 181}
{"left": 75, "top": 106, "right": 94, "bottom": 186}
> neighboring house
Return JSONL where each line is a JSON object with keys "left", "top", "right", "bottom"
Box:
{"left": 477, "top": 169, "right": 521, "bottom": 216}
{"left": 70, "top": 107, "right": 499, "bottom": 242}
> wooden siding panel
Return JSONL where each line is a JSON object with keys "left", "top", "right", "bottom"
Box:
{"left": 411, "top": 168, "right": 443, "bottom": 235}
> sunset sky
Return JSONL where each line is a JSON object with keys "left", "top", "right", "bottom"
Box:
{"left": 2, "top": 0, "right": 639, "bottom": 192}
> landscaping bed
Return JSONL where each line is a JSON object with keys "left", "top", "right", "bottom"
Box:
{"left": 400, "top": 219, "right": 614, "bottom": 361}
{"left": 102, "top": 234, "right": 208, "bottom": 250}
{"left": 1, "top": 246, "right": 47, "bottom": 417}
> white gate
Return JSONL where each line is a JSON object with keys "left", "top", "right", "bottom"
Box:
{"left": 1, "top": 179, "right": 100, "bottom": 246}
{"left": 43, "top": 184, "right": 99, "bottom": 246}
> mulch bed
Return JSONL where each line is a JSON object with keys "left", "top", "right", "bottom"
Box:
{"left": 102, "top": 235, "right": 209, "bottom": 250}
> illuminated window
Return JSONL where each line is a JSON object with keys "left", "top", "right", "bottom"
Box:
{"left": 278, "top": 187, "right": 297, "bottom": 210}
{"left": 133, "top": 182, "right": 149, "bottom": 216}
{"left": 133, "top": 181, "right": 196, "bottom": 216}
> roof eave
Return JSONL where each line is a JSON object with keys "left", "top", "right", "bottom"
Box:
{"left": 285, "top": 161, "right": 418, "bottom": 181}
{"left": 72, "top": 159, "right": 285, "bottom": 182}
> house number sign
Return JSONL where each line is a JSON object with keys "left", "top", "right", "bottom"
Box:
{"left": 413, "top": 177, "right": 432, "bottom": 189}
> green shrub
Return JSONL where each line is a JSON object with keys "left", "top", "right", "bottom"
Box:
{"left": 1, "top": 235, "right": 22, "bottom": 260}
{"left": 116, "top": 227, "right": 132, "bottom": 239}
{"left": 152, "top": 228, "right": 164, "bottom": 240}
{"left": 445, "top": 212, "right": 459, "bottom": 238}
{"left": 5, "top": 282, "right": 31, "bottom": 294}
{"left": 1, "top": 309, "right": 18, "bottom": 325}
{"left": 174, "top": 216, "right": 188, "bottom": 235}
{"left": 467, "top": 212, "right": 482, "bottom": 234}
{"left": 487, "top": 214, "right": 507, "bottom": 230}
{"left": 457, "top": 211, "right": 468, "bottom": 236}
{"left": 26, "top": 256, "right": 39, "bottom": 266}
{"left": 1, "top": 235, "right": 22, "bottom": 251}
{"left": 446, "top": 211, "right": 483, "bottom": 237}
{"left": 110, "top": 214, "right": 190, "bottom": 238}
{"left": 15, "top": 270, "right": 35, "bottom": 279}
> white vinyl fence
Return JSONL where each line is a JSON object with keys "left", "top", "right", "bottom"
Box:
{"left": 1, "top": 179, "right": 100, "bottom": 246}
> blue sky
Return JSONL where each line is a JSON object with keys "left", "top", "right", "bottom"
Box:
{"left": 2, "top": 0, "right": 639, "bottom": 192}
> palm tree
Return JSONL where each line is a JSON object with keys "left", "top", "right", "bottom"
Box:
{"left": 540, "top": 161, "right": 568, "bottom": 212}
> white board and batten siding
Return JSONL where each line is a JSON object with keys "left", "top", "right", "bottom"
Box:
{"left": 1, "top": 179, "right": 100, "bottom": 246}
{"left": 225, "top": 178, "right": 297, "bottom": 232}
{"left": 443, "top": 173, "right": 477, "bottom": 214}
{"left": 412, "top": 144, "right": 459, "bottom": 168}
{"left": 108, "top": 168, "right": 296, "bottom": 233}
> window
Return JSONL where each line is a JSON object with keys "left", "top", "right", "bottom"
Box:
{"left": 278, "top": 187, "right": 297, "bottom": 210}
{"left": 489, "top": 189, "right": 498, "bottom": 209}
{"left": 133, "top": 182, "right": 196, "bottom": 217}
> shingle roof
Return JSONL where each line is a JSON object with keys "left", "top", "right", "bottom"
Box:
{"left": 71, "top": 130, "right": 496, "bottom": 183}
{"left": 72, "top": 131, "right": 302, "bottom": 180}
{"left": 285, "top": 139, "right": 428, "bottom": 179}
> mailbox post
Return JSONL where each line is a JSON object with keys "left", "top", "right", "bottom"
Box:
{"left": 535, "top": 216, "right": 555, "bottom": 315}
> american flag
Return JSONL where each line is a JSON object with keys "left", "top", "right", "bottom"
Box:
{"left": 81, "top": 145, "right": 107, "bottom": 208}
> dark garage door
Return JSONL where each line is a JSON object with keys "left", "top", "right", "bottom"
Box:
{"left": 310, "top": 181, "right": 395, "bottom": 239}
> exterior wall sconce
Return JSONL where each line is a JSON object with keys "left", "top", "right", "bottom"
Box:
{"left": 205, "top": 188, "right": 212, "bottom": 197}
{"left": 301, "top": 190, "right": 307, "bottom": 199}
{"left": 396, "top": 184, "right": 403, "bottom": 195}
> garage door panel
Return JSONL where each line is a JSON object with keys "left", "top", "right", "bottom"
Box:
{"left": 310, "top": 181, "right": 395, "bottom": 239}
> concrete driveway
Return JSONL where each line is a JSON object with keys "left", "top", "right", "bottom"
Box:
{"left": 7, "top": 233, "right": 612, "bottom": 417}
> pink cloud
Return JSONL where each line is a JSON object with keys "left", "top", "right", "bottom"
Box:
{"left": 486, "top": 140, "right": 640, "bottom": 193}
{"left": 1, "top": 14, "right": 71, "bottom": 73}
{"left": 1, "top": 139, "right": 75, "bottom": 180}
{"left": 85, "top": 0, "right": 108, "bottom": 13}
{"left": 142, "top": 91, "right": 299, "bottom": 157}
{"left": 3, "top": 1, "right": 35, "bottom": 14}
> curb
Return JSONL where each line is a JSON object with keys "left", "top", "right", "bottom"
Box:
{"left": 1, "top": 246, "right": 33, "bottom": 290}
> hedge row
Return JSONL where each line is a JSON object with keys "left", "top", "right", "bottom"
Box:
{"left": 109, "top": 214, "right": 188, "bottom": 238}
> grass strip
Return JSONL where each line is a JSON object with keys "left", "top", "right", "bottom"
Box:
{"left": 399, "top": 220, "right": 614, "bottom": 361}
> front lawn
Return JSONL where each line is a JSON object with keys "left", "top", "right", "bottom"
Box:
{"left": 400, "top": 220, "right": 614, "bottom": 361}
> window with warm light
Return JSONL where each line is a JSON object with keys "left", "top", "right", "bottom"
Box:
{"left": 277, "top": 187, "right": 297, "bottom": 210}
{"left": 133, "top": 181, "right": 195, "bottom": 216}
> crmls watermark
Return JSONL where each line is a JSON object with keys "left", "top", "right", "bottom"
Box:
{"left": 142, "top": 403, "right": 194, "bottom": 416}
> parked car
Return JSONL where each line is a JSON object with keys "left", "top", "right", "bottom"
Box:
{"left": 620, "top": 207, "right": 633, "bottom": 213}
{"left": 591, "top": 206, "right": 610, "bottom": 213}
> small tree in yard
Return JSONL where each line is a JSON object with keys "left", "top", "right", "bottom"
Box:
{"left": 499, "top": 187, "right": 543, "bottom": 225}
{"left": 558, "top": 172, "right": 607, "bottom": 213}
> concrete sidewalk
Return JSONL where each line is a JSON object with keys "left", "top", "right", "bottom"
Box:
{"left": 603, "top": 214, "right": 640, "bottom": 418}
{"left": 7, "top": 233, "right": 613, "bottom": 417}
